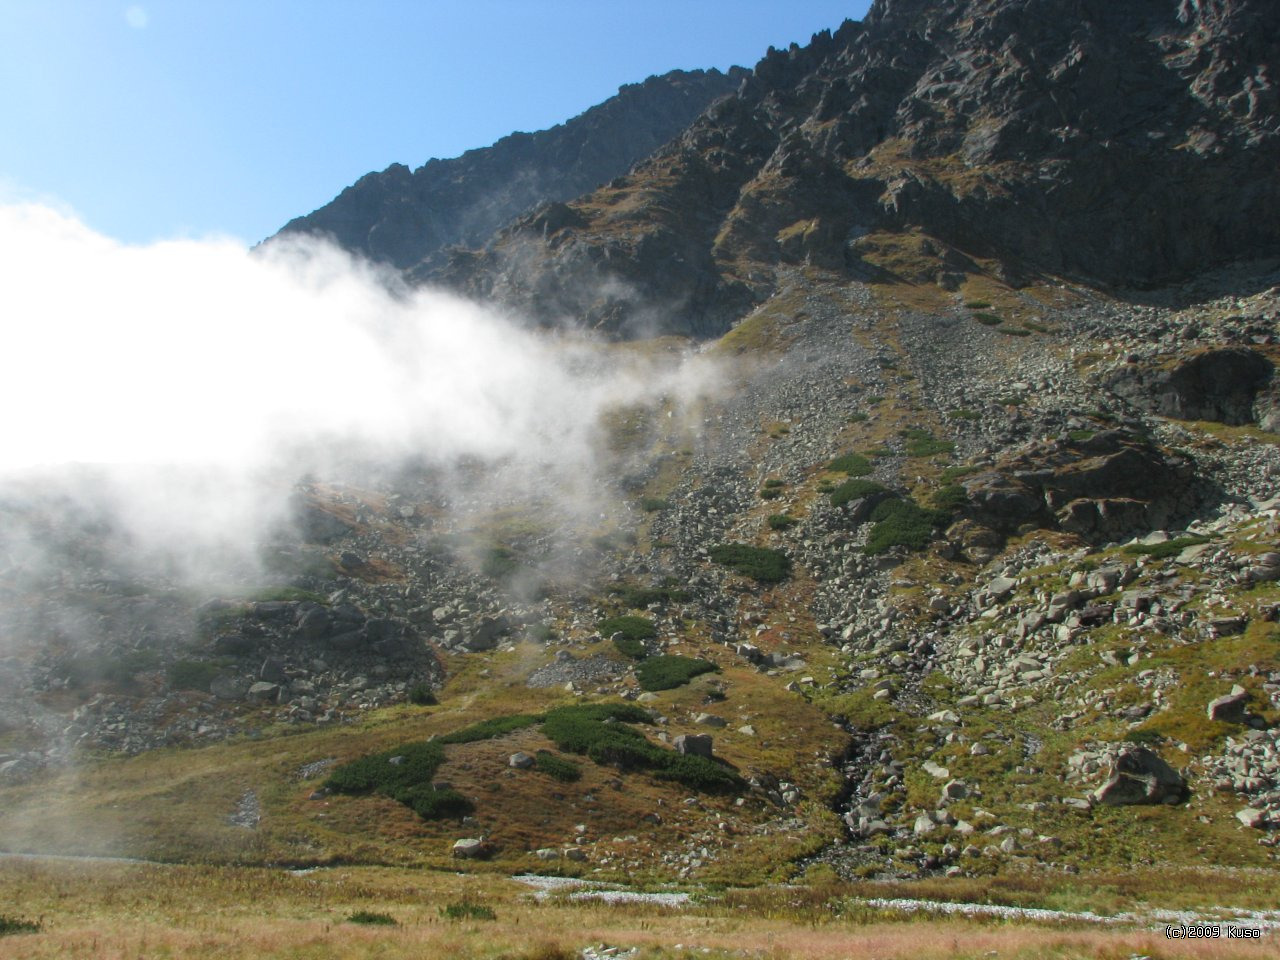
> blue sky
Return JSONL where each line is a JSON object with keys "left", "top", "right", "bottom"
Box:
{"left": 1, "top": 2, "right": 870, "bottom": 246}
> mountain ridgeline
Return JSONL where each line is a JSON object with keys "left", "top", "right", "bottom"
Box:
{"left": 274, "top": 0, "right": 1280, "bottom": 339}
{"left": 274, "top": 68, "right": 746, "bottom": 273}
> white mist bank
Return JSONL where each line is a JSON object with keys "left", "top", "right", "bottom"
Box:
{"left": 0, "top": 202, "right": 720, "bottom": 577}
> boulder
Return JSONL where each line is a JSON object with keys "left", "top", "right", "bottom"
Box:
{"left": 673, "top": 734, "right": 714, "bottom": 758}
{"left": 1208, "top": 685, "right": 1250, "bottom": 723}
{"left": 247, "top": 681, "right": 281, "bottom": 703}
{"left": 1092, "top": 747, "right": 1188, "bottom": 806}
{"left": 451, "top": 838, "right": 491, "bottom": 859}
{"left": 508, "top": 752, "right": 535, "bottom": 769}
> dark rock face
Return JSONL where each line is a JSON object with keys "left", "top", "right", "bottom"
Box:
{"left": 1104, "top": 348, "right": 1275, "bottom": 425}
{"left": 1092, "top": 746, "right": 1189, "bottom": 806}
{"left": 436, "top": 0, "right": 1280, "bottom": 336}
{"left": 271, "top": 69, "right": 745, "bottom": 271}
{"left": 962, "top": 429, "right": 1199, "bottom": 543}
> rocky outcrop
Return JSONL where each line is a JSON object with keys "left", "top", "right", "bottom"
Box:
{"left": 434, "top": 0, "right": 1280, "bottom": 336}
{"left": 962, "top": 429, "right": 1199, "bottom": 543}
{"left": 270, "top": 69, "right": 745, "bottom": 271}
{"left": 1103, "top": 348, "right": 1275, "bottom": 425}
{"left": 1092, "top": 747, "right": 1189, "bottom": 806}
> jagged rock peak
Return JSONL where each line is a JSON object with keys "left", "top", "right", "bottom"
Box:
{"left": 270, "top": 67, "right": 746, "bottom": 270}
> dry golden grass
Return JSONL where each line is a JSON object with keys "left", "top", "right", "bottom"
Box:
{"left": 1, "top": 859, "right": 1277, "bottom": 960}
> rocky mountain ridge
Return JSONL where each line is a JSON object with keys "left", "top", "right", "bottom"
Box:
{"left": 435, "top": 0, "right": 1279, "bottom": 336}
{"left": 273, "top": 68, "right": 745, "bottom": 272}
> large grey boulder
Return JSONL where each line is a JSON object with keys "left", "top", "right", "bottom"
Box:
{"left": 1208, "top": 685, "right": 1250, "bottom": 723}
{"left": 1092, "top": 747, "right": 1188, "bottom": 806}
{"left": 673, "top": 734, "right": 714, "bottom": 758}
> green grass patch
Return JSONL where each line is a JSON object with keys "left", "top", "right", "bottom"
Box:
{"left": 767, "top": 514, "right": 798, "bottom": 530}
{"left": 847, "top": 411, "right": 869, "bottom": 423}
{"left": 347, "top": 910, "right": 397, "bottom": 926}
{"left": 998, "top": 326, "right": 1031, "bottom": 337}
{"left": 639, "top": 497, "right": 671, "bottom": 512}
{"left": 1122, "top": 535, "right": 1210, "bottom": 560}
{"left": 708, "top": 544, "right": 791, "bottom": 583}
{"left": 829, "top": 453, "right": 873, "bottom": 476}
{"left": 1068, "top": 429, "right": 1097, "bottom": 442}
{"left": 964, "top": 300, "right": 992, "bottom": 309}
{"left": 900, "top": 428, "right": 955, "bottom": 458}
{"left": 830, "top": 478, "right": 889, "bottom": 508}
{"left": 635, "top": 655, "right": 719, "bottom": 692}
{"left": 534, "top": 750, "right": 582, "bottom": 782}
{"left": 864, "top": 499, "right": 949, "bottom": 555}
{"left": 759, "top": 486, "right": 783, "bottom": 500}
{"left": 973, "top": 313, "right": 1002, "bottom": 326}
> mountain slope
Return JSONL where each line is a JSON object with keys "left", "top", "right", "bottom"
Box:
{"left": 272, "top": 68, "right": 745, "bottom": 271}
{"left": 436, "top": 0, "right": 1279, "bottom": 336}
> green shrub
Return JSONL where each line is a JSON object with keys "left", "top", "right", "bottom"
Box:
{"left": 535, "top": 750, "right": 582, "bottom": 782}
{"left": 1122, "top": 535, "right": 1210, "bottom": 560}
{"left": 965, "top": 300, "right": 992, "bottom": 309}
{"left": 947, "top": 408, "right": 980, "bottom": 421}
{"left": 639, "top": 497, "right": 671, "bottom": 512}
{"left": 830, "top": 478, "right": 889, "bottom": 508}
{"left": 396, "top": 785, "right": 473, "bottom": 820}
{"left": 998, "top": 326, "right": 1031, "bottom": 337}
{"left": 599, "top": 615, "right": 656, "bottom": 662}
{"left": 829, "top": 453, "right": 873, "bottom": 476}
{"left": 0, "top": 916, "right": 40, "bottom": 936}
{"left": 441, "top": 902, "right": 496, "bottom": 921}
{"left": 864, "top": 499, "right": 948, "bottom": 555}
{"left": 408, "top": 683, "right": 437, "bottom": 706}
{"left": 326, "top": 741, "right": 445, "bottom": 795}
{"left": 931, "top": 484, "right": 969, "bottom": 512}
{"left": 940, "top": 464, "right": 980, "bottom": 482}
{"left": 613, "top": 635, "right": 647, "bottom": 659}
{"left": 708, "top": 544, "right": 791, "bottom": 583}
{"left": 900, "top": 428, "right": 954, "bottom": 458}
{"left": 847, "top": 411, "right": 869, "bottom": 423}
{"left": 541, "top": 703, "right": 740, "bottom": 792}
{"left": 347, "top": 910, "right": 397, "bottom": 925}
{"left": 763, "top": 478, "right": 785, "bottom": 488}
{"left": 527, "top": 623, "right": 557, "bottom": 643}
{"left": 973, "top": 313, "right": 1002, "bottom": 326}
{"left": 482, "top": 546, "right": 518, "bottom": 579}
{"left": 865, "top": 395, "right": 884, "bottom": 405}
{"left": 167, "top": 659, "right": 222, "bottom": 692}
{"left": 767, "top": 514, "right": 798, "bottom": 530}
{"left": 438, "top": 714, "right": 542, "bottom": 745}
{"left": 1068, "top": 429, "right": 1097, "bottom": 443}
{"left": 759, "top": 486, "right": 783, "bottom": 500}
{"left": 635, "top": 655, "right": 718, "bottom": 692}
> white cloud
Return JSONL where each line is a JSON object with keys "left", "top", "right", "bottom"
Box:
{"left": 0, "top": 202, "right": 720, "bottom": 579}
